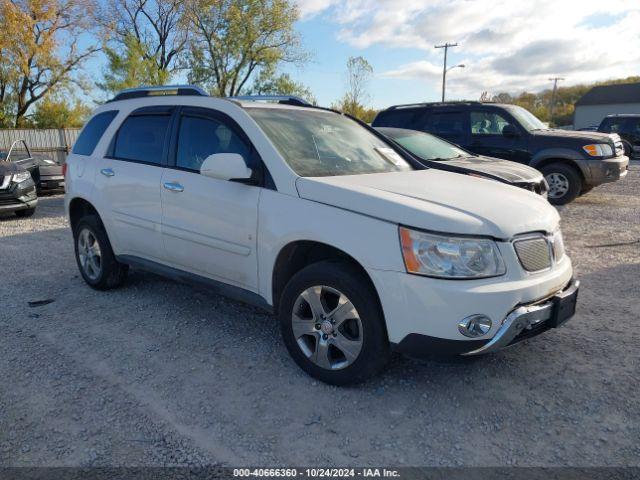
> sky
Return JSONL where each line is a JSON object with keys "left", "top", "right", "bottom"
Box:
{"left": 283, "top": 0, "right": 640, "bottom": 108}
{"left": 80, "top": 0, "right": 640, "bottom": 108}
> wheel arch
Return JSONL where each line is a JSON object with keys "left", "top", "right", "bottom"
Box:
{"left": 271, "top": 240, "right": 381, "bottom": 316}
{"left": 532, "top": 156, "right": 586, "bottom": 182}
{"left": 68, "top": 197, "right": 103, "bottom": 231}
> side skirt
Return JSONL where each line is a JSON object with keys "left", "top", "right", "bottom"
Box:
{"left": 116, "top": 254, "right": 274, "bottom": 314}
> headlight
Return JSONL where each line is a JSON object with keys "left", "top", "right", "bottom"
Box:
{"left": 12, "top": 171, "right": 31, "bottom": 183}
{"left": 583, "top": 144, "right": 613, "bottom": 157}
{"left": 399, "top": 227, "right": 506, "bottom": 279}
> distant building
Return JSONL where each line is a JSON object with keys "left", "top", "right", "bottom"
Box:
{"left": 574, "top": 83, "right": 640, "bottom": 129}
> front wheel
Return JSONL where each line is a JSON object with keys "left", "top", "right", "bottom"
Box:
{"left": 278, "top": 261, "right": 390, "bottom": 385}
{"left": 542, "top": 163, "right": 582, "bottom": 205}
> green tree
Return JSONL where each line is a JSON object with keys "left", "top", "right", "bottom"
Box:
{"left": 250, "top": 67, "right": 316, "bottom": 104}
{"left": 99, "top": 35, "right": 172, "bottom": 94}
{"left": 186, "top": 0, "right": 305, "bottom": 97}
{"left": 31, "top": 96, "right": 91, "bottom": 128}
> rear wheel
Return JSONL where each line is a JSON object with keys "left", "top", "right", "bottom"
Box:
{"left": 15, "top": 207, "right": 36, "bottom": 218}
{"left": 73, "top": 215, "right": 128, "bottom": 290}
{"left": 542, "top": 163, "right": 582, "bottom": 205}
{"left": 278, "top": 261, "right": 390, "bottom": 385}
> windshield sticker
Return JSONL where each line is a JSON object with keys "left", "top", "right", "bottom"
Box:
{"left": 375, "top": 147, "right": 404, "bottom": 165}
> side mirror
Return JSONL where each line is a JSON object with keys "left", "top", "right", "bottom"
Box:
{"left": 502, "top": 124, "right": 520, "bottom": 137}
{"left": 200, "top": 153, "right": 252, "bottom": 181}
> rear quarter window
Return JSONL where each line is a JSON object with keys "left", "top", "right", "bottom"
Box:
{"left": 373, "top": 109, "right": 423, "bottom": 128}
{"left": 72, "top": 110, "right": 118, "bottom": 156}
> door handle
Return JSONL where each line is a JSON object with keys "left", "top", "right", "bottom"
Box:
{"left": 163, "top": 182, "right": 184, "bottom": 192}
{"left": 100, "top": 168, "right": 115, "bottom": 177}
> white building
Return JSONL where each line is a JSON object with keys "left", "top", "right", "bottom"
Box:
{"left": 573, "top": 83, "right": 640, "bottom": 129}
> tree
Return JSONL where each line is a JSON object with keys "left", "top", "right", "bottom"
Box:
{"left": 332, "top": 56, "right": 376, "bottom": 122}
{"left": 97, "top": 0, "right": 189, "bottom": 93}
{"left": 186, "top": 0, "right": 305, "bottom": 97}
{"left": 0, "top": 0, "right": 99, "bottom": 126}
{"left": 250, "top": 67, "right": 316, "bottom": 104}
{"left": 31, "top": 96, "right": 91, "bottom": 128}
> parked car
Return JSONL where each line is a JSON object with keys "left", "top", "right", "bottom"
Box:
{"left": 375, "top": 126, "right": 548, "bottom": 197}
{"left": 597, "top": 114, "right": 640, "bottom": 159}
{"left": 373, "top": 102, "right": 629, "bottom": 205}
{"left": 65, "top": 86, "right": 579, "bottom": 385}
{"left": 0, "top": 141, "right": 38, "bottom": 217}
{"left": 0, "top": 140, "right": 64, "bottom": 192}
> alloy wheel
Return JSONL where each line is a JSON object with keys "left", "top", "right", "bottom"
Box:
{"left": 545, "top": 172, "right": 570, "bottom": 199}
{"left": 291, "top": 286, "right": 364, "bottom": 370}
{"left": 77, "top": 228, "right": 102, "bottom": 281}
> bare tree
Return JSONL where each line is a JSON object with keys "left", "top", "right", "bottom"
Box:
{"left": 344, "top": 56, "right": 373, "bottom": 108}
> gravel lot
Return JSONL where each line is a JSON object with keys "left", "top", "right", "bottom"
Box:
{"left": 1, "top": 165, "right": 639, "bottom": 467}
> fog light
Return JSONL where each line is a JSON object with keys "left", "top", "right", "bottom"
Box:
{"left": 458, "top": 315, "right": 492, "bottom": 338}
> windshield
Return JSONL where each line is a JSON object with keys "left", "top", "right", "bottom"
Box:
{"left": 247, "top": 108, "right": 413, "bottom": 177}
{"left": 506, "top": 105, "right": 546, "bottom": 131}
{"left": 381, "top": 128, "right": 469, "bottom": 161}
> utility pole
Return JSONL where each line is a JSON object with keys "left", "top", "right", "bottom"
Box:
{"left": 435, "top": 42, "right": 458, "bottom": 101}
{"left": 548, "top": 77, "right": 565, "bottom": 126}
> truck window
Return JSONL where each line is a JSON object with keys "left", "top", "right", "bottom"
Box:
{"left": 470, "top": 111, "right": 514, "bottom": 135}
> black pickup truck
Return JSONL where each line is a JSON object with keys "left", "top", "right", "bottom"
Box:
{"left": 373, "top": 102, "right": 629, "bottom": 204}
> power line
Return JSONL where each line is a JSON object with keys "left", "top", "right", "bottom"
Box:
{"left": 548, "top": 77, "right": 565, "bottom": 126}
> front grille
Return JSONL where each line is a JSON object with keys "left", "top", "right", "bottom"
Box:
{"left": 514, "top": 236, "right": 552, "bottom": 272}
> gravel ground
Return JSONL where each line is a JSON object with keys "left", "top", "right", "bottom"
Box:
{"left": 1, "top": 165, "right": 639, "bottom": 467}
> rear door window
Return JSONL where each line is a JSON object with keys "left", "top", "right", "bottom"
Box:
{"left": 72, "top": 110, "right": 118, "bottom": 156}
{"left": 420, "top": 110, "right": 467, "bottom": 143}
{"left": 112, "top": 112, "right": 172, "bottom": 165}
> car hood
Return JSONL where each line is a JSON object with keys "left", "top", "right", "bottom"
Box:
{"left": 296, "top": 169, "right": 558, "bottom": 239}
{"left": 531, "top": 128, "right": 613, "bottom": 143}
{"left": 441, "top": 156, "right": 543, "bottom": 183}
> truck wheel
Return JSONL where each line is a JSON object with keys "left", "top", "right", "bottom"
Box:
{"left": 542, "top": 163, "right": 582, "bottom": 205}
{"left": 278, "top": 261, "right": 390, "bottom": 385}
{"left": 73, "top": 215, "right": 128, "bottom": 290}
{"left": 15, "top": 207, "right": 36, "bottom": 218}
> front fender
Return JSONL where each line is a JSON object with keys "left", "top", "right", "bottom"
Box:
{"left": 257, "top": 190, "right": 404, "bottom": 305}
{"left": 529, "top": 149, "right": 589, "bottom": 178}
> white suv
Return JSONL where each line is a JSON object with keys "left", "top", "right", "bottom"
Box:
{"left": 65, "top": 86, "right": 579, "bottom": 385}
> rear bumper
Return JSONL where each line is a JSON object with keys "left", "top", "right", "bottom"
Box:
{"left": 393, "top": 278, "right": 579, "bottom": 357}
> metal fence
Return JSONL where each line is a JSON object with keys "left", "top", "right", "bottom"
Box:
{"left": 0, "top": 128, "right": 80, "bottom": 164}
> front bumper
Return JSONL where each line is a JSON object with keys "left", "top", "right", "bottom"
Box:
{"left": 584, "top": 155, "right": 629, "bottom": 185}
{"left": 394, "top": 278, "right": 579, "bottom": 357}
{"left": 0, "top": 179, "right": 38, "bottom": 212}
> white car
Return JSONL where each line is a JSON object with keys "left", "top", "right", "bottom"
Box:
{"left": 65, "top": 86, "right": 579, "bottom": 385}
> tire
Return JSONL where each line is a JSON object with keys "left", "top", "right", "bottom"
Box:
{"left": 278, "top": 261, "right": 390, "bottom": 385}
{"left": 580, "top": 185, "right": 594, "bottom": 196}
{"left": 73, "top": 215, "right": 128, "bottom": 290}
{"left": 542, "top": 163, "right": 582, "bottom": 205}
{"left": 15, "top": 207, "right": 36, "bottom": 218}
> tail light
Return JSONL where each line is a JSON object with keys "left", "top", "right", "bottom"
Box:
{"left": 62, "top": 163, "right": 68, "bottom": 177}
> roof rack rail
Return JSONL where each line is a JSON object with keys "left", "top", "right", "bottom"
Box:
{"left": 228, "top": 95, "right": 312, "bottom": 107}
{"left": 108, "top": 85, "right": 208, "bottom": 102}
{"left": 387, "top": 100, "right": 484, "bottom": 110}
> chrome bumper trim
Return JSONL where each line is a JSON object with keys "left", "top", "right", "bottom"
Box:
{"left": 463, "top": 280, "right": 579, "bottom": 356}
